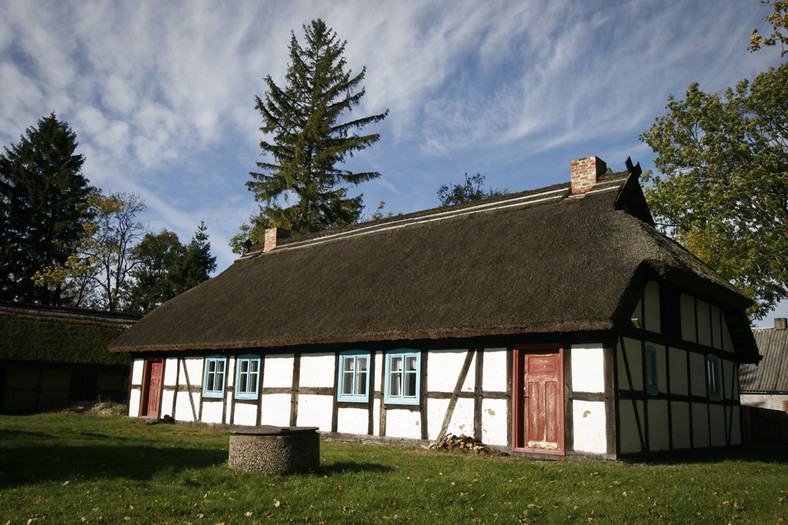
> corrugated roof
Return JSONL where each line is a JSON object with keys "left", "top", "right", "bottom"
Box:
{"left": 741, "top": 325, "right": 788, "bottom": 393}
{"left": 109, "top": 167, "right": 756, "bottom": 360}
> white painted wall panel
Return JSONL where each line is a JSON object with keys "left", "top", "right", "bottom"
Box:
{"left": 337, "top": 406, "right": 369, "bottom": 435}
{"left": 572, "top": 400, "right": 606, "bottom": 454}
{"left": 722, "top": 319, "right": 734, "bottom": 352}
{"left": 202, "top": 400, "right": 223, "bottom": 424}
{"left": 654, "top": 344, "right": 668, "bottom": 394}
{"left": 443, "top": 398, "right": 475, "bottom": 438}
{"left": 297, "top": 394, "right": 333, "bottom": 431}
{"left": 647, "top": 400, "right": 669, "bottom": 451}
{"left": 571, "top": 344, "right": 604, "bottom": 393}
{"left": 164, "top": 358, "right": 179, "bottom": 385}
{"left": 428, "top": 350, "right": 474, "bottom": 393}
{"left": 174, "top": 391, "right": 199, "bottom": 422}
{"left": 233, "top": 402, "right": 257, "bottom": 426}
{"left": 481, "top": 399, "right": 507, "bottom": 446}
{"left": 619, "top": 399, "right": 644, "bottom": 454}
{"left": 131, "top": 359, "right": 144, "bottom": 384}
{"left": 680, "top": 293, "right": 696, "bottom": 342}
{"left": 723, "top": 360, "right": 735, "bottom": 400}
{"left": 697, "top": 300, "right": 712, "bottom": 347}
{"left": 740, "top": 393, "right": 788, "bottom": 411}
{"left": 373, "top": 398, "right": 381, "bottom": 436}
{"left": 160, "top": 389, "right": 175, "bottom": 417}
{"left": 260, "top": 393, "right": 291, "bottom": 426}
{"left": 226, "top": 358, "right": 235, "bottom": 388}
{"left": 128, "top": 388, "right": 141, "bottom": 416}
{"left": 299, "top": 353, "right": 335, "bottom": 388}
{"left": 426, "top": 398, "right": 449, "bottom": 439}
{"left": 183, "top": 357, "right": 203, "bottom": 387}
{"left": 644, "top": 280, "right": 661, "bottom": 333}
{"left": 711, "top": 305, "right": 722, "bottom": 349}
{"left": 481, "top": 348, "right": 507, "bottom": 392}
{"left": 385, "top": 409, "right": 422, "bottom": 440}
{"left": 671, "top": 401, "right": 691, "bottom": 449}
{"left": 692, "top": 403, "right": 710, "bottom": 447}
{"left": 709, "top": 404, "right": 726, "bottom": 447}
{"left": 373, "top": 353, "right": 383, "bottom": 391}
{"left": 669, "top": 347, "right": 688, "bottom": 395}
{"left": 263, "top": 355, "right": 294, "bottom": 388}
{"left": 689, "top": 353, "right": 706, "bottom": 397}
{"left": 618, "top": 338, "right": 643, "bottom": 391}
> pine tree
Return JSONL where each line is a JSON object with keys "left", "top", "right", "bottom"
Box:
{"left": 244, "top": 18, "right": 388, "bottom": 239}
{"left": 0, "top": 113, "right": 94, "bottom": 305}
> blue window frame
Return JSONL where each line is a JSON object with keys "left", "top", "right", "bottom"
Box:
{"left": 337, "top": 351, "right": 370, "bottom": 402}
{"left": 202, "top": 355, "right": 227, "bottom": 399}
{"left": 384, "top": 349, "right": 421, "bottom": 405}
{"left": 235, "top": 354, "right": 261, "bottom": 400}
{"left": 644, "top": 346, "right": 658, "bottom": 396}
{"left": 706, "top": 354, "right": 722, "bottom": 401}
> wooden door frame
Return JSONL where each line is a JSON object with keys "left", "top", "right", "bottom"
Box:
{"left": 512, "top": 344, "right": 565, "bottom": 455}
{"left": 139, "top": 358, "right": 164, "bottom": 419}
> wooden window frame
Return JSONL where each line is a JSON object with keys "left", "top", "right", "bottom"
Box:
{"left": 384, "top": 349, "right": 421, "bottom": 406}
{"left": 706, "top": 354, "right": 722, "bottom": 401}
{"left": 202, "top": 355, "right": 227, "bottom": 399}
{"left": 234, "top": 354, "right": 260, "bottom": 400}
{"left": 337, "top": 351, "right": 371, "bottom": 403}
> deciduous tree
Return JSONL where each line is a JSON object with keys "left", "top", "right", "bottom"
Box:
{"left": 437, "top": 173, "right": 506, "bottom": 206}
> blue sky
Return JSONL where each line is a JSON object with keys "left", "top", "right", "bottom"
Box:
{"left": 0, "top": 0, "right": 785, "bottom": 324}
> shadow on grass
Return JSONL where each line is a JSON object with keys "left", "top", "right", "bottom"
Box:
{"left": 626, "top": 443, "right": 788, "bottom": 466}
{"left": 319, "top": 461, "right": 393, "bottom": 476}
{"left": 0, "top": 444, "right": 227, "bottom": 488}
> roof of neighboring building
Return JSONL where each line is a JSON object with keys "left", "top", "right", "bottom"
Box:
{"left": 0, "top": 303, "right": 136, "bottom": 366}
{"left": 110, "top": 163, "right": 757, "bottom": 361}
{"left": 741, "top": 321, "right": 788, "bottom": 394}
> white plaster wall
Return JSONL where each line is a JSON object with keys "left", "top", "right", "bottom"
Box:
{"left": 263, "top": 354, "right": 294, "bottom": 388}
{"left": 131, "top": 359, "right": 144, "bottom": 384}
{"left": 128, "top": 388, "right": 141, "bottom": 416}
{"left": 481, "top": 398, "right": 508, "bottom": 446}
{"left": 692, "top": 402, "right": 710, "bottom": 447}
{"left": 481, "top": 348, "right": 507, "bottom": 392}
{"left": 174, "top": 391, "right": 199, "bottom": 422}
{"left": 182, "top": 357, "right": 203, "bottom": 388}
{"left": 654, "top": 344, "right": 668, "bottom": 394}
{"left": 572, "top": 400, "right": 606, "bottom": 454}
{"left": 385, "top": 409, "right": 422, "bottom": 440}
{"left": 669, "top": 347, "right": 688, "bottom": 395}
{"left": 260, "top": 393, "right": 291, "bottom": 426}
{"left": 300, "top": 353, "right": 335, "bottom": 388}
{"left": 697, "top": 300, "right": 712, "bottom": 347}
{"left": 373, "top": 353, "right": 383, "bottom": 391}
{"left": 671, "top": 401, "right": 691, "bottom": 449}
{"left": 680, "top": 293, "right": 696, "bottom": 342}
{"left": 160, "top": 390, "right": 175, "bottom": 417}
{"left": 337, "top": 406, "right": 369, "bottom": 435}
{"left": 619, "top": 400, "right": 644, "bottom": 454}
{"left": 297, "top": 394, "right": 333, "bottom": 430}
{"left": 202, "top": 400, "right": 224, "bottom": 424}
{"left": 428, "top": 350, "right": 475, "bottom": 393}
{"left": 647, "top": 400, "right": 670, "bottom": 451}
{"left": 709, "top": 404, "right": 726, "bottom": 446}
{"left": 443, "top": 398, "right": 475, "bottom": 438}
{"left": 618, "top": 338, "right": 643, "bottom": 391}
{"left": 644, "top": 280, "right": 661, "bottom": 333}
{"left": 723, "top": 360, "right": 737, "bottom": 399}
{"left": 233, "top": 402, "right": 257, "bottom": 426}
{"left": 571, "top": 344, "right": 604, "bottom": 393}
{"left": 689, "top": 352, "right": 706, "bottom": 397}
{"left": 740, "top": 394, "right": 788, "bottom": 411}
{"left": 426, "top": 398, "right": 449, "bottom": 439}
{"left": 373, "top": 398, "right": 382, "bottom": 436}
{"left": 226, "top": 357, "right": 235, "bottom": 389}
{"left": 722, "top": 319, "right": 734, "bottom": 352}
{"left": 711, "top": 305, "right": 722, "bottom": 350}
{"left": 164, "top": 358, "right": 179, "bottom": 385}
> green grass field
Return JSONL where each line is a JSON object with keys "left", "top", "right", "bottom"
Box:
{"left": 0, "top": 411, "right": 785, "bottom": 524}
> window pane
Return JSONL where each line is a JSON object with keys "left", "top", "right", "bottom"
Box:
{"left": 391, "top": 356, "right": 402, "bottom": 371}
{"left": 406, "top": 356, "right": 417, "bottom": 371}
{"left": 390, "top": 371, "right": 401, "bottom": 396}
{"left": 344, "top": 357, "right": 355, "bottom": 373}
{"left": 207, "top": 370, "right": 215, "bottom": 391}
{"left": 239, "top": 360, "right": 248, "bottom": 374}
{"left": 239, "top": 373, "right": 248, "bottom": 393}
{"left": 343, "top": 371, "right": 354, "bottom": 395}
{"left": 405, "top": 370, "right": 417, "bottom": 397}
{"left": 356, "top": 370, "right": 367, "bottom": 396}
{"left": 357, "top": 356, "right": 367, "bottom": 372}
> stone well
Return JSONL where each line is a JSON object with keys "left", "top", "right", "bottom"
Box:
{"left": 228, "top": 426, "right": 319, "bottom": 474}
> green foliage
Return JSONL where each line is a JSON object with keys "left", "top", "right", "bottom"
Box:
{"left": 243, "top": 18, "right": 388, "bottom": 242}
{"left": 1, "top": 413, "right": 786, "bottom": 523}
{"left": 127, "top": 221, "right": 216, "bottom": 313}
{"left": 640, "top": 63, "right": 788, "bottom": 318}
{"left": 748, "top": 0, "right": 788, "bottom": 56}
{"left": 0, "top": 113, "right": 94, "bottom": 306}
{"left": 437, "top": 172, "right": 507, "bottom": 206}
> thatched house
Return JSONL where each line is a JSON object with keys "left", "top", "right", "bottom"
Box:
{"left": 111, "top": 156, "right": 759, "bottom": 458}
{"left": 1, "top": 302, "right": 136, "bottom": 412}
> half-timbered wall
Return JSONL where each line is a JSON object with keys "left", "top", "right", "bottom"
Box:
{"left": 616, "top": 280, "right": 742, "bottom": 454}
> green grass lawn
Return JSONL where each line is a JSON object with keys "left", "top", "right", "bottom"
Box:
{"left": 0, "top": 412, "right": 785, "bottom": 524}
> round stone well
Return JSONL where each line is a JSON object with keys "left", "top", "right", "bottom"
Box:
{"left": 228, "top": 426, "right": 320, "bottom": 474}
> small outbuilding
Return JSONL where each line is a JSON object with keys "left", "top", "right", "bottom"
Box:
{"left": 111, "top": 156, "right": 759, "bottom": 459}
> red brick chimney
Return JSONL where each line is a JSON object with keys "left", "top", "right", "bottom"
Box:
{"left": 570, "top": 156, "right": 607, "bottom": 195}
{"left": 263, "top": 227, "right": 290, "bottom": 253}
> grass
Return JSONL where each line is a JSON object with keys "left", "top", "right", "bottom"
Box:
{"left": 0, "top": 413, "right": 786, "bottom": 524}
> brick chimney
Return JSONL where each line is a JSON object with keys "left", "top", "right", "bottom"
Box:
{"left": 263, "top": 227, "right": 290, "bottom": 253}
{"left": 570, "top": 156, "right": 607, "bottom": 195}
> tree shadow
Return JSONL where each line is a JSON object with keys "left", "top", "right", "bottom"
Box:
{"left": 318, "top": 461, "right": 393, "bottom": 476}
{"left": 626, "top": 443, "right": 788, "bottom": 466}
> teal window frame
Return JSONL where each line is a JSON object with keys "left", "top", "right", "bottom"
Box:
{"left": 644, "top": 346, "right": 658, "bottom": 396}
{"left": 235, "top": 354, "right": 261, "bottom": 400}
{"left": 706, "top": 354, "right": 722, "bottom": 401}
{"left": 384, "top": 349, "right": 421, "bottom": 405}
{"left": 202, "top": 355, "right": 227, "bottom": 399}
{"left": 337, "top": 351, "right": 371, "bottom": 403}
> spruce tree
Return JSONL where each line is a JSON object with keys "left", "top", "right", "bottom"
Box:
{"left": 0, "top": 113, "right": 93, "bottom": 305}
{"left": 245, "top": 19, "right": 388, "bottom": 237}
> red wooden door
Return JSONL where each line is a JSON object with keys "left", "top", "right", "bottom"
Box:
{"left": 141, "top": 359, "right": 163, "bottom": 418}
{"left": 513, "top": 346, "right": 564, "bottom": 455}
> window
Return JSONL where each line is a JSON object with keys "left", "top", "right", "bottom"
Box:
{"left": 202, "top": 356, "right": 227, "bottom": 398}
{"left": 644, "top": 346, "right": 658, "bottom": 396}
{"left": 235, "top": 354, "right": 261, "bottom": 400}
{"left": 706, "top": 354, "right": 722, "bottom": 401}
{"left": 337, "top": 351, "right": 370, "bottom": 402}
{"left": 384, "top": 349, "right": 421, "bottom": 405}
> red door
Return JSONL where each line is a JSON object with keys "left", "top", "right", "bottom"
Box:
{"left": 140, "top": 359, "right": 164, "bottom": 418}
{"left": 513, "top": 346, "right": 564, "bottom": 455}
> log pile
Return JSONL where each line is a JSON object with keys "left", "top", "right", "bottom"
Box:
{"left": 430, "top": 434, "right": 492, "bottom": 454}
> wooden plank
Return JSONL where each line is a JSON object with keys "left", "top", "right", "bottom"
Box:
{"left": 564, "top": 346, "right": 573, "bottom": 454}
{"left": 331, "top": 352, "right": 339, "bottom": 433}
{"left": 437, "top": 349, "right": 475, "bottom": 441}
{"left": 420, "top": 350, "right": 428, "bottom": 440}
{"left": 474, "top": 349, "right": 483, "bottom": 441}
{"left": 171, "top": 358, "right": 180, "bottom": 417}
{"left": 604, "top": 344, "right": 617, "bottom": 459}
{"left": 290, "top": 352, "right": 301, "bottom": 427}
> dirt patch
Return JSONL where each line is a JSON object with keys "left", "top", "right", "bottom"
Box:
{"left": 61, "top": 401, "right": 127, "bottom": 416}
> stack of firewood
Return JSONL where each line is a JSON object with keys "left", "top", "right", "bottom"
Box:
{"left": 430, "top": 434, "right": 492, "bottom": 454}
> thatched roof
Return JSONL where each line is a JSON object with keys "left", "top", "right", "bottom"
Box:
{"left": 110, "top": 166, "right": 757, "bottom": 361}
